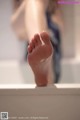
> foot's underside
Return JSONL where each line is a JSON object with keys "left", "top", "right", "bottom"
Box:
{"left": 27, "top": 32, "right": 53, "bottom": 86}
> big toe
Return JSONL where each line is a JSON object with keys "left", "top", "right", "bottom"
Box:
{"left": 40, "top": 31, "right": 51, "bottom": 45}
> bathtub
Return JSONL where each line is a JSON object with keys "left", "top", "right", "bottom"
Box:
{"left": 0, "top": 84, "right": 80, "bottom": 120}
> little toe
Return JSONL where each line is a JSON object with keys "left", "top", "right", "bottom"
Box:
{"left": 29, "top": 39, "right": 35, "bottom": 52}
{"left": 28, "top": 45, "right": 32, "bottom": 53}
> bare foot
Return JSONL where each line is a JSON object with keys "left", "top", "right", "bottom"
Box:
{"left": 27, "top": 32, "right": 53, "bottom": 86}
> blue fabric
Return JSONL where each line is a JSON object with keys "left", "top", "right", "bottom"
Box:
{"left": 46, "top": 11, "right": 61, "bottom": 83}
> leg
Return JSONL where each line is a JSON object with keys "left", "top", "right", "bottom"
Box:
{"left": 27, "top": 32, "right": 54, "bottom": 87}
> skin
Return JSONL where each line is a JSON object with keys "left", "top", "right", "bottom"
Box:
{"left": 25, "top": 0, "right": 49, "bottom": 41}
{"left": 11, "top": 0, "right": 63, "bottom": 86}
{"left": 27, "top": 31, "right": 53, "bottom": 86}
{"left": 25, "top": 0, "right": 54, "bottom": 86}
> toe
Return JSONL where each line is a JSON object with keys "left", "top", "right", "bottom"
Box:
{"left": 34, "top": 34, "right": 42, "bottom": 46}
{"left": 28, "top": 45, "right": 32, "bottom": 53}
{"left": 29, "top": 38, "right": 35, "bottom": 52}
{"left": 32, "top": 38, "right": 36, "bottom": 48}
{"left": 40, "top": 31, "right": 51, "bottom": 45}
